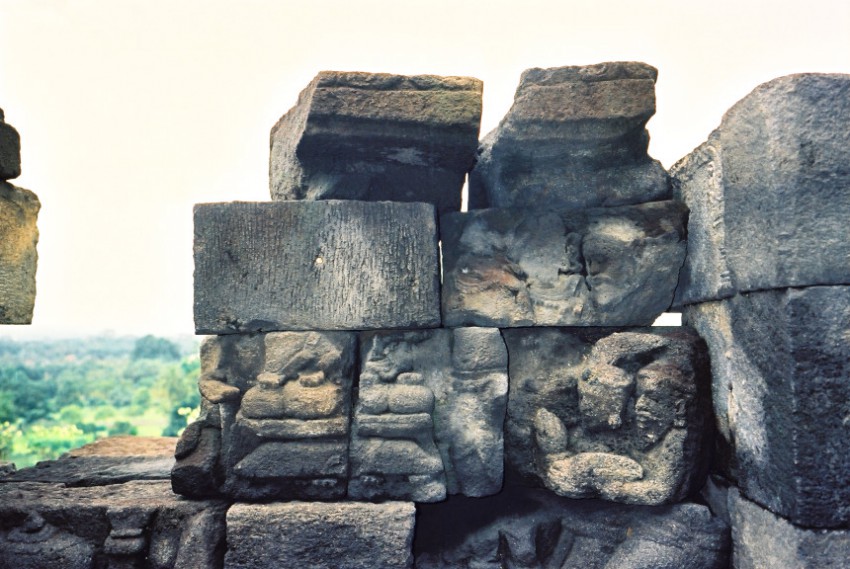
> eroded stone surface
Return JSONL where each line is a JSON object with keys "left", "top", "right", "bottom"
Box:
{"left": 730, "top": 487, "right": 850, "bottom": 569}
{"left": 350, "top": 328, "right": 508, "bottom": 501}
{"left": 0, "top": 109, "right": 21, "bottom": 180}
{"left": 225, "top": 501, "right": 415, "bottom": 569}
{"left": 468, "top": 62, "right": 670, "bottom": 210}
{"left": 194, "top": 200, "right": 440, "bottom": 333}
{"left": 0, "top": 480, "right": 227, "bottom": 569}
{"left": 684, "top": 286, "right": 850, "bottom": 528}
{"left": 503, "top": 327, "right": 711, "bottom": 505}
{"left": 673, "top": 73, "right": 850, "bottom": 305}
{"left": 441, "top": 201, "right": 686, "bottom": 327}
{"left": 415, "top": 485, "right": 730, "bottom": 569}
{"left": 0, "top": 182, "right": 39, "bottom": 324}
{"left": 269, "top": 71, "right": 482, "bottom": 213}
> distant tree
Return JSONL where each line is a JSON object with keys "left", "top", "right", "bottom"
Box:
{"left": 131, "top": 335, "right": 180, "bottom": 361}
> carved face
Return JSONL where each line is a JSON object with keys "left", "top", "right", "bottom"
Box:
{"left": 634, "top": 363, "right": 683, "bottom": 447}
{"left": 582, "top": 223, "right": 643, "bottom": 308}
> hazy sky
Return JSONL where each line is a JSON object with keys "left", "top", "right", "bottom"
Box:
{"left": 1, "top": 0, "right": 848, "bottom": 337}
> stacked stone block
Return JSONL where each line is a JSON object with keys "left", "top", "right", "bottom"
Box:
{"left": 0, "top": 108, "right": 39, "bottom": 325}
{"left": 673, "top": 73, "right": 850, "bottom": 567}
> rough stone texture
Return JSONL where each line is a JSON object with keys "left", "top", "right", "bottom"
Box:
{"left": 269, "top": 71, "right": 482, "bottom": 214}
{"left": 730, "top": 487, "right": 850, "bottom": 569}
{"left": 173, "top": 331, "right": 357, "bottom": 501}
{"left": 350, "top": 328, "right": 507, "bottom": 501}
{"left": 415, "top": 485, "right": 730, "bottom": 569}
{"left": 673, "top": 73, "right": 850, "bottom": 306}
{"left": 468, "top": 62, "right": 670, "bottom": 210}
{"left": 225, "top": 501, "right": 415, "bottom": 569}
{"left": 684, "top": 286, "right": 850, "bottom": 528}
{"left": 441, "top": 200, "right": 686, "bottom": 327}
{"left": 0, "top": 109, "right": 21, "bottom": 180}
{"left": 503, "top": 327, "right": 712, "bottom": 505}
{"left": 0, "top": 480, "right": 227, "bottom": 569}
{"left": 194, "top": 200, "right": 440, "bottom": 333}
{"left": 0, "top": 181, "right": 39, "bottom": 324}
{"left": 2, "top": 436, "right": 176, "bottom": 486}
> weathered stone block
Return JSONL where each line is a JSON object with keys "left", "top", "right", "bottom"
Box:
{"left": 415, "top": 486, "right": 730, "bottom": 569}
{"left": 194, "top": 200, "right": 440, "bottom": 333}
{"left": 468, "top": 62, "right": 670, "bottom": 210}
{"left": 225, "top": 501, "right": 415, "bottom": 569}
{"left": 0, "top": 480, "right": 227, "bottom": 569}
{"left": 673, "top": 73, "right": 850, "bottom": 305}
{"left": 0, "top": 182, "right": 39, "bottom": 324}
{"left": 0, "top": 109, "right": 21, "bottom": 180}
{"left": 269, "top": 71, "right": 482, "bottom": 213}
{"left": 730, "top": 487, "right": 850, "bottom": 569}
{"left": 350, "top": 328, "right": 508, "bottom": 501}
{"left": 441, "top": 201, "right": 686, "bottom": 327}
{"left": 684, "top": 286, "right": 850, "bottom": 528}
{"left": 503, "top": 327, "right": 712, "bottom": 505}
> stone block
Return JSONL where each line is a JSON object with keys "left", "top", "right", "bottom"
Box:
{"left": 503, "top": 327, "right": 712, "bottom": 505}
{"left": 0, "top": 109, "right": 21, "bottom": 180}
{"left": 269, "top": 71, "right": 482, "bottom": 214}
{"left": 441, "top": 200, "right": 686, "bottom": 327}
{"left": 673, "top": 73, "right": 850, "bottom": 305}
{"left": 415, "top": 485, "right": 730, "bottom": 569}
{"left": 468, "top": 62, "right": 670, "bottom": 210}
{"left": 0, "top": 480, "right": 227, "bottom": 569}
{"left": 194, "top": 200, "right": 440, "bottom": 333}
{"left": 225, "top": 501, "right": 415, "bottom": 569}
{"left": 730, "top": 487, "right": 850, "bottom": 569}
{"left": 350, "top": 328, "right": 508, "bottom": 501}
{"left": 0, "top": 182, "right": 39, "bottom": 324}
{"left": 684, "top": 286, "right": 850, "bottom": 528}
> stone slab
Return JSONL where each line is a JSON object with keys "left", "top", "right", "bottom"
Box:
{"left": 270, "top": 71, "right": 482, "bottom": 213}
{"left": 225, "top": 501, "right": 415, "bottom": 569}
{"left": 194, "top": 200, "right": 440, "bottom": 333}
{"left": 415, "top": 485, "right": 730, "bottom": 569}
{"left": 0, "top": 109, "right": 21, "bottom": 180}
{"left": 684, "top": 286, "right": 850, "bottom": 528}
{"left": 730, "top": 487, "right": 850, "bottom": 569}
{"left": 0, "top": 480, "right": 227, "bottom": 569}
{"left": 673, "top": 73, "right": 850, "bottom": 306}
{"left": 441, "top": 200, "right": 686, "bottom": 327}
{"left": 0, "top": 182, "right": 39, "bottom": 324}
{"left": 503, "top": 327, "right": 712, "bottom": 506}
{"left": 468, "top": 62, "right": 670, "bottom": 210}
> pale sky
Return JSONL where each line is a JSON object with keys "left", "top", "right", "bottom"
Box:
{"left": 1, "top": 0, "right": 848, "bottom": 337}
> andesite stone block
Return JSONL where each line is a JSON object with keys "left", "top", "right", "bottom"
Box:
{"left": 503, "top": 327, "right": 712, "bottom": 506}
{"left": 415, "top": 486, "right": 730, "bottom": 569}
{"left": 684, "top": 286, "right": 850, "bottom": 528}
{"left": 0, "top": 182, "right": 39, "bottom": 324}
{"left": 673, "top": 73, "right": 850, "bottom": 306}
{"left": 225, "top": 501, "right": 415, "bottom": 569}
{"left": 194, "top": 200, "right": 440, "bottom": 333}
{"left": 441, "top": 200, "right": 686, "bottom": 327}
{"left": 468, "top": 62, "right": 670, "bottom": 210}
{"left": 269, "top": 71, "right": 482, "bottom": 214}
{"left": 0, "top": 109, "right": 21, "bottom": 180}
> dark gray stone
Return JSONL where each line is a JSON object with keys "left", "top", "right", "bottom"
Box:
{"left": 0, "top": 480, "right": 227, "bottom": 569}
{"left": 730, "top": 487, "right": 850, "bottom": 569}
{"left": 468, "top": 62, "right": 670, "bottom": 210}
{"left": 225, "top": 501, "right": 415, "bottom": 569}
{"left": 0, "top": 182, "right": 39, "bottom": 324}
{"left": 684, "top": 286, "right": 850, "bottom": 528}
{"left": 441, "top": 201, "right": 686, "bottom": 327}
{"left": 415, "top": 485, "right": 730, "bottom": 569}
{"left": 194, "top": 200, "right": 440, "bottom": 333}
{"left": 0, "top": 111, "right": 21, "bottom": 180}
{"left": 269, "top": 71, "right": 482, "bottom": 214}
{"left": 350, "top": 328, "right": 508, "bottom": 501}
{"left": 503, "top": 327, "right": 712, "bottom": 505}
{"left": 673, "top": 73, "right": 850, "bottom": 305}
